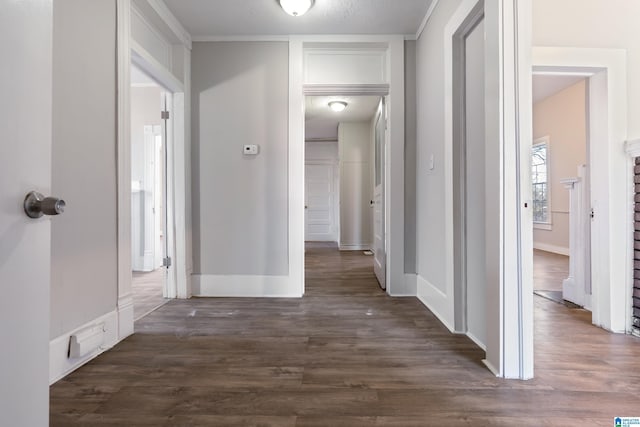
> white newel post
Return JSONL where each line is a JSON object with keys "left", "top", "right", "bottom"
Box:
{"left": 560, "top": 166, "right": 588, "bottom": 307}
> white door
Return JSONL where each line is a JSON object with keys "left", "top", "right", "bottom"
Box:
{"left": 373, "top": 99, "right": 386, "bottom": 289}
{"left": 305, "top": 163, "right": 336, "bottom": 241}
{"left": 0, "top": 1, "right": 53, "bottom": 425}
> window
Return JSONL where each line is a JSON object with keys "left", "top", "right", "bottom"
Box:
{"left": 531, "top": 137, "right": 550, "bottom": 225}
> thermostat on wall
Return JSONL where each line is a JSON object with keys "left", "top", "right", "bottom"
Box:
{"left": 243, "top": 144, "right": 259, "bottom": 155}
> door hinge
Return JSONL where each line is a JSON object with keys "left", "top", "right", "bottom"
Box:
{"left": 161, "top": 111, "right": 170, "bottom": 120}
{"left": 163, "top": 256, "right": 172, "bottom": 268}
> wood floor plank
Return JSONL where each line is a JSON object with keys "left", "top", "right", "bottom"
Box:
{"left": 50, "top": 243, "right": 640, "bottom": 426}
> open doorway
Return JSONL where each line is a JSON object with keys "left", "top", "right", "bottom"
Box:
{"left": 130, "top": 64, "right": 171, "bottom": 320}
{"left": 304, "top": 95, "right": 386, "bottom": 293}
{"left": 531, "top": 74, "right": 591, "bottom": 309}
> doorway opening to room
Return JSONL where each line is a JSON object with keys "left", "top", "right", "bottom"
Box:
{"left": 452, "top": 5, "right": 489, "bottom": 350}
{"left": 130, "top": 63, "right": 172, "bottom": 320}
{"left": 531, "top": 73, "right": 591, "bottom": 311}
{"left": 304, "top": 94, "right": 387, "bottom": 294}
{"left": 530, "top": 71, "right": 593, "bottom": 317}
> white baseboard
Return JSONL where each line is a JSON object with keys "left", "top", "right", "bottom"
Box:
{"left": 49, "top": 309, "right": 119, "bottom": 385}
{"left": 118, "top": 294, "right": 134, "bottom": 340}
{"left": 416, "top": 275, "right": 455, "bottom": 332}
{"left": 482, "top": 359, "right": 500, "bottom": 377}
{"left": 192, "top": 274, "right": 303, "bottom": 297}
{"left": 533, "top": 242, "right": 569, "bottom": 256}
{"left": 466, "top": 331, "right": 487, "bottom": 351}
{"left": 338, "top": 244, "right": 371, "bottom": 251}
{"left": 388, "top": 273, "right": 417, "bottom": 296}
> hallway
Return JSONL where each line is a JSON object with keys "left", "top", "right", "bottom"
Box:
{"left": 50, "top": 246, "right": 639, "bottom": 426}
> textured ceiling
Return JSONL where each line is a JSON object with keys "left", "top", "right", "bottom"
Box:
{"left": 306, "top": 95, "right": 380, "bottom": 140}
{"left": 163, "top": 0, "right": 433, "bottom": 38}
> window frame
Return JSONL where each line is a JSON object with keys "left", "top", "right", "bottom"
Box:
{"left": 531, "top": 136, "right": 552, "bottom": 230}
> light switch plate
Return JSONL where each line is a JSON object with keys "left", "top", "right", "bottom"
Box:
{"left": 243, "top": 144, "right": 259, "bottom": 155}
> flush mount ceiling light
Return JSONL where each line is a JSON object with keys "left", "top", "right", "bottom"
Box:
{"left": 328, "top": 101, "right": 347, "bottom": 112}
{"left": 279, "top": 0, "right": 314, "bottom": 16}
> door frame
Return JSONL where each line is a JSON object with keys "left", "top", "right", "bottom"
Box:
{"left": 530, "top": 47, "right": 630, "bottom": 333}
{"left": 441, "top": 0, "right": 534, "bottom": 379}
{"left": 451, "top": 0, "right": 485, "bottom": 337}
{"left": 290, "top": 35, "right": 407, "bottom": 297}
{"left": 116, "top": 0, "right": 191, "bottom": 339}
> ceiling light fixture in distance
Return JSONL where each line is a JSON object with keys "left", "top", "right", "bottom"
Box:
{"left": 279, "top": 0, "right": 314, "bottom": 17}
{"left": 328, "top": 101, "right": 347, "bottom": 112}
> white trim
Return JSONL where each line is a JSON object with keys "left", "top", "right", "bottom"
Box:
{"left": 49, "top": 310, "right": 119, "bottom": 385}
{"left": 401, "top": 273, "right": 418, "bottom": 297}
{"left": 122, "top": 0, "right": 192, "bottom": 304}
{"left": 533, "top": 242, "right": 570, "bottom": 256}
{"left": 116, "top": 0, "right": 134, "bottom": 342}
{"left": 131, "top": 3, "right": 173, "bottom": 68}
{"left": 467, "top": 331, "right": 487, "bottom": 351}
{"left": 482, "top": 359, "right": 500, "bottom": 377}
{"left": 499, "top": 0, "right": 534, "bottom": 380}
{"left": 117, "top": 294, "right": 134, "bottom": 339}
{"left": 339, "top": 244, "right": 371, "bottom": 251}
{"left": 533, "top": 222, "right": 552, "bottom": 230}
{"left": 416, "top": 0, "right": 441, "bottom": 40}
{"left": 131, "top": 40, "right": 183, "bottom": 92}
{"left": 303, "top": 83, "right": 389, "bottom": 96}
{"left": 416, "top": 275, "right": 455, "bottom": 332}
{"left": 192, "top": 275, "right": 302, "bottom": 298}
{"left": 193, "top": 35, "right": 291, "bottom": 42}
{"left": 146, "top": 0, "right": 192, "bottom": 49}
{"left": 625, "top": 139, "right": 640, "bottom": 157}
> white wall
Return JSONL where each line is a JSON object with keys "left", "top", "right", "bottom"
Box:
{"left": 192, "top": 42, "right": 289, "bottom": 278}
{"left": 533, "top": 80, "right": 587, "bottom": 254}
{"left": 51, "top": 0, "right": 118, "bottom": 339}
{"left": 339, "top": 122, "right": 373, "bottom": 250}
{"left": 415, "top": 0, "right": 463, "bottom": 328}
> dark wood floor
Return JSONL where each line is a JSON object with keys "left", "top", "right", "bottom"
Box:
{"left": 51, "top": 244, "right": 640, "bottom": 426}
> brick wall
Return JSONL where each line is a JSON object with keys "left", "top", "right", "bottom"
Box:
{"left": 634, "top": 158, "right": 640, "bottom": 336}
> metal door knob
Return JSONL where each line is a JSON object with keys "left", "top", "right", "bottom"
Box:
{"left": 24, "top": 191, "right": 66, "bottom": 218}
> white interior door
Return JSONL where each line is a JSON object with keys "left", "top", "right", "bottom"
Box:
{"left": 373, "top": 99, "right": 386, "bottom": 289}
{"left": 305, "top": 163, "right": 337, "bottom": 241}
{"left": 0, "top": 1, "right": 53, "bottom": 425}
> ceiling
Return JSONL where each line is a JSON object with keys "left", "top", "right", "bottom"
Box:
{"left": 532, "top": 74, "right": 587, "bottom": 104}
{"left": 163, "top": 0, "right": 433, "bottom": 38}
{"left": 305, "top": 95, "right": 380, "bottom": 140}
